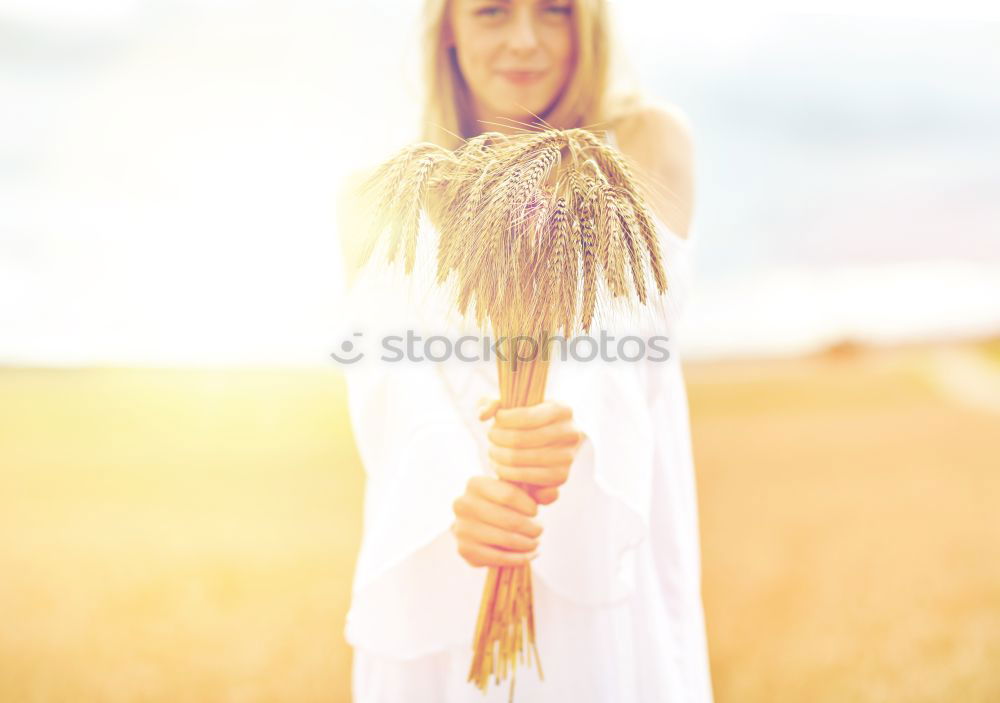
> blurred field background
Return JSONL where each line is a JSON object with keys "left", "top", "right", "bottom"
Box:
{"left": 3, "top": 337, "right": 999, "bottom": 702}
{"left": 4, "top": 0, "right": 1000, "bottom": 701}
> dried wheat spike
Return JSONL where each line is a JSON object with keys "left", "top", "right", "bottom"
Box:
{"left": 561, "top": 170, "right": 598, "bottom": 333}
{"left": 355, "top": 126, "right": 671, "bottom": 341}
{"left": 544, "top": 196, "right": 575, "bottom": 336}
{"left": 606, "top": 184, "right": 647, "bottom": 302}
{"left": 357, "top": 142, "right": 452, "bottom": 272}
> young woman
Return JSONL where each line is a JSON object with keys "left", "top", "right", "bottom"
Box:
{"left": 338, "top": 1, "right": 712, "bottom": 700}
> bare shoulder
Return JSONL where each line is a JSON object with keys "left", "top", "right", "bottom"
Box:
{"left": 614, "top": 101, "right": 693, "bottom": 142}
{"left": 336, "top": 167, "right": 377, "bottom": 283}
{"left": 610, "top": 101, "right": 696, "bottom": 238}
{"left": 337, "top": 167, "right": 374, "bottom": 208}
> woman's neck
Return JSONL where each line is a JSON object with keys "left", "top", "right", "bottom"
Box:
{"left": 470, "top": 102, "right": 549, "bottom": 137}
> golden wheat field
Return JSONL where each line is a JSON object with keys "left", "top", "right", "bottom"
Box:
{"left": 1, "top": 340, "right": 999, "bottom": 702}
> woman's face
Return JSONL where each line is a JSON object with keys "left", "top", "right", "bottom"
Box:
{"left": 448, "top": 0, "right": 576, "bottom": 128}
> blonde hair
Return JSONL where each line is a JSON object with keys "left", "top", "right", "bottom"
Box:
{"left": 419, "top": 0, "right": 642, "bottom": 149}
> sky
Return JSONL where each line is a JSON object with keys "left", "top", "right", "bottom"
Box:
{"left": 1, "top": 0, "right": 998, "bottom": 365}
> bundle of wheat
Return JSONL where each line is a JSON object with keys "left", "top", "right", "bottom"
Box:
{"left": 353, "top": 127, "right": 670, "bottom": 702}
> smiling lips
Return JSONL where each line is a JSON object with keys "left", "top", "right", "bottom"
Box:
{"left": 498, "top": 69, "right": 546, "bottom": 84}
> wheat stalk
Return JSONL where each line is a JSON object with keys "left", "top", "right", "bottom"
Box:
{"left": 353, "top": 127, "right": 673, "bottom": 702}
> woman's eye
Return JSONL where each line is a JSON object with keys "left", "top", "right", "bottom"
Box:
{"left": 475, "top": 6, "right": 507, "bottom": 18}
{"left": 544, "top": 5, "right": 572, "bottom": 15}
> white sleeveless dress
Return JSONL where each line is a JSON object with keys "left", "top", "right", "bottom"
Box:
{"left": 339, "top": 130, "right": 714, "bottom": 703}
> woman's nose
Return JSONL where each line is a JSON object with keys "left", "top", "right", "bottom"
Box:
{"left": 507, "top": 9, "right": 540, "bottom": 53}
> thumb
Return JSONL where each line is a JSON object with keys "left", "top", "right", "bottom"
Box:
{"left": 477, "top": 396, "right": 500, "bottom": 421}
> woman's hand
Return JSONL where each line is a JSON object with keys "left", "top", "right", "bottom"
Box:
{"left": 451, "top": 475, "right": 543, "bottom": 568}
{"left": 450, "top": 397, "right": 584, "bottom": 569}
{"left": 479, "top": 397, "right": 585, "bottom": 507}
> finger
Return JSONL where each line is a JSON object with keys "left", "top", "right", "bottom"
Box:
{"left": 469, "top": 475, "right": 538, "bottom": 516}
{"left": 453, "top": 518, "right": 539, "bottom": 553}
{"left": 494, "top": 400, "right": 572, "bottom": 430}
{"left": 458, "top": 542, "right": 540, "bottom": 568}
{"left": 454, "top": 493, "right": 543, "bottom": 538}
{"left": 493, "top": 463, "right": 569, "bottom": 488}
{"left": 478, "top": 397, "right": 500, "bottom": 422}
{"left": 488, "top": 421, "right": 582, "bottom": 450}
{"left": 489, "top": 444, "right": 577, "bottom": 468}
{"left": 531, "top": 486, "right": 560, "bottom": 505}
